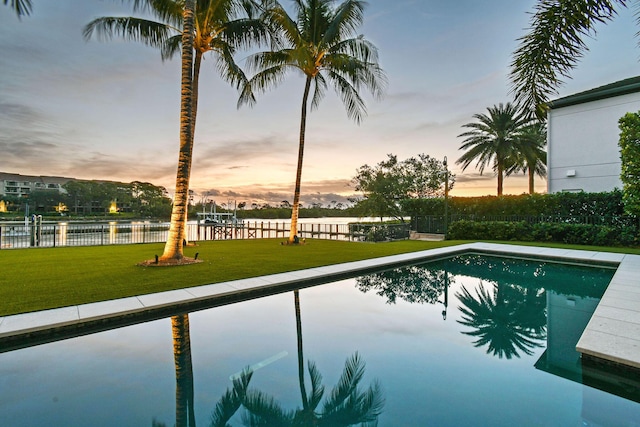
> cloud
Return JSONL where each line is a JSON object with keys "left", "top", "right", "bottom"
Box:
{"left": 0, "top": 101, "right": 177, "bottom": 184}
{"left": 194, "top": 134, "right": 289, "bottom": 168}
{"left": 453, "top": 172, "right": 495, "bottom": 184}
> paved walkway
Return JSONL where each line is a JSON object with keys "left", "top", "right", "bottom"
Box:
{"left": 1, "top": 243, "right": 639, "bottom": 369}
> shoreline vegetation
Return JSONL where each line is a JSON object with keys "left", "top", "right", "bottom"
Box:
{"left": 2, "top": 239, "right": 640, "bottom": 318}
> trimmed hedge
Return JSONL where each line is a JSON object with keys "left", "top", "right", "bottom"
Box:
{"left": 403, "top": 190, "right": 639, "bottom": 246}
{"left": 401, "top": 190, "right": 625, "bottom": 218}
{"left": 447, "top": 220, "right": 639, "bottom": 247}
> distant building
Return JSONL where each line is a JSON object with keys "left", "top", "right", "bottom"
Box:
{"left": 547, "top": 76, "right": 640, "bottom": 193}
{"left": 0, "top": 172, "right": 169, "bottom": 214}
{"left": 0, "top": 172, "right": 72, "bottom": 198}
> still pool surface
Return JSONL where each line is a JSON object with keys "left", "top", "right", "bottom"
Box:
{"left": 1, "top": 254, "right": 639, "bottom": 426}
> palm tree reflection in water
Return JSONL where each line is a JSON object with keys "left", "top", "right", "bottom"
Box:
{"left": 154, "top": 314, "right": 201, "bottom": 427}
{"left": 355, "top": 258, "right": 548, "bottom": 359}
{"left": 172, "top": 314, "right": 197, "bottom": 427}
{"left": 456, "top": 282, "right": 547, "bottom": 359}
{"left": 241, "top": 290, "right": 385, "bottom": 426}
{"left": 155, "top": 292, "right": 384, "bottom": 427}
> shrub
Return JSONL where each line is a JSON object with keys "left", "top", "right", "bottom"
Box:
{"left": 619, "top": 111, "right": 640, "bottom": 216}
{"left": 448, "top": 221, "right": 531, "bottom": 241}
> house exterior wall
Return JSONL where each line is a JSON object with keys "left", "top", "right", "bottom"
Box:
{"left": 547, "top": 91, "right": 640, "bottom": 193}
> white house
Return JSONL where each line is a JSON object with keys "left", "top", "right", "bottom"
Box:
{"left": 0, "top": 172, "right": 71, "bottom": 198}
{"left": 547, "top": 76, "right": 640, "bottom": 193}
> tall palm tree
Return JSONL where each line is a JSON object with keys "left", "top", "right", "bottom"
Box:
{"left": 163, "top": 0, "right": 197, "bottom": 261}
{"left": 239, "top": 0, "right": 386, "bottom": 244}
{"left": 510, "top": 0, "right": 633, "bottom": 119}
{"left": 507, "top": 122, "right": 547, "bottom": 194}
{"left": 3, "top": 0, "right": 31, "bottom": 17}
{"left": 85, "top": 0, "right": 268, "bottom": 261}
{"left": 456, "top": 103, "right": 531, "bottom": 196}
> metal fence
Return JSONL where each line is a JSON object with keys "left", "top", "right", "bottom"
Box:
{"left": 0, "top": 220, "right": 411, "bottom": 249}
{"left": 348, "top": 223, "right": 412, "bottom": 242}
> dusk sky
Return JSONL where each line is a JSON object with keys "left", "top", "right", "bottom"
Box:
{"left": 1, "top": 1, "right": 638, "bottom": 206}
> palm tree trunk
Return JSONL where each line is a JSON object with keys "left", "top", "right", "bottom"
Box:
{"left": 289, "top": 76, "right": 312, "bottom": 243}
{"left": 497, "top": 162, "right": 504, "bottom": 196}
{"left": 182, "top": 50, "right": 203, "bottom": 246}
{"left": 172, "top": 314, "right": 196, "bottom": 427}
{"left": 528, "top": 166, "right": 534, "bottom": 194}
{"left": 294, "top": 290, "right": 308, "bottom": 409}
{"left": 161, "top": 0, "right": 196, "bottom": 261}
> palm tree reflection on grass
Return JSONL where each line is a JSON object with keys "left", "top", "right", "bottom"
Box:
{"left": 456, "top": 282, "right": 546, "bottom": 359}
{"left": 241, "top": 290, "right": 385, "bottom": 426}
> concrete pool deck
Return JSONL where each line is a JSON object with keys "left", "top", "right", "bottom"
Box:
{"left": 1, "top": 242, "right": 639, "bottom": 370}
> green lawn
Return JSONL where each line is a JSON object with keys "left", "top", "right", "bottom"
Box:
{"left": 2, "top": 239, "right": 639, "bottom": 317}
{"left": 0, "top": 239, "right": 466, "bottom": 316}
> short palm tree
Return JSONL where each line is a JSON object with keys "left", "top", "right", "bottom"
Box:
{"left": 85, "top": 0, "right": 268, "bottom": 261}
{"left": 456, "top": 103, "right": 531, "bottom": 196}
{"left": 507, "top": 122, "right": 547, "bottom": 194}
{"left": 239, "top": 0, "right": 386, "bottom": 244}
{"left": 510, "top": 0, "right": 634, "bottom": 119}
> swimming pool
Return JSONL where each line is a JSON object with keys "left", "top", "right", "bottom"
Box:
{"left": 1, "top": 254, "right": 638, "bottom": 426}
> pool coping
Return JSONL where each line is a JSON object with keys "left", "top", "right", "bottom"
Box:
{"left": 1, "top": 242, "right": 639, "bottom": 370}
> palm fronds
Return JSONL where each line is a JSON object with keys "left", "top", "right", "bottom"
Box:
{"left": 510, "top": 0, "right": 628, "bottom": 119}
{"left": 3, "top": 0, "right": 31, "bottom": 17}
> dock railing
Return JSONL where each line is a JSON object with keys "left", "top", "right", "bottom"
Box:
{"left": 0, "top": 220, "right": 410, "bottom": 249}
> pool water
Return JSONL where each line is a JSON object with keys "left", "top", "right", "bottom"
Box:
{"left": 1, "top": 254, "right": 639, "bottom": 426}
